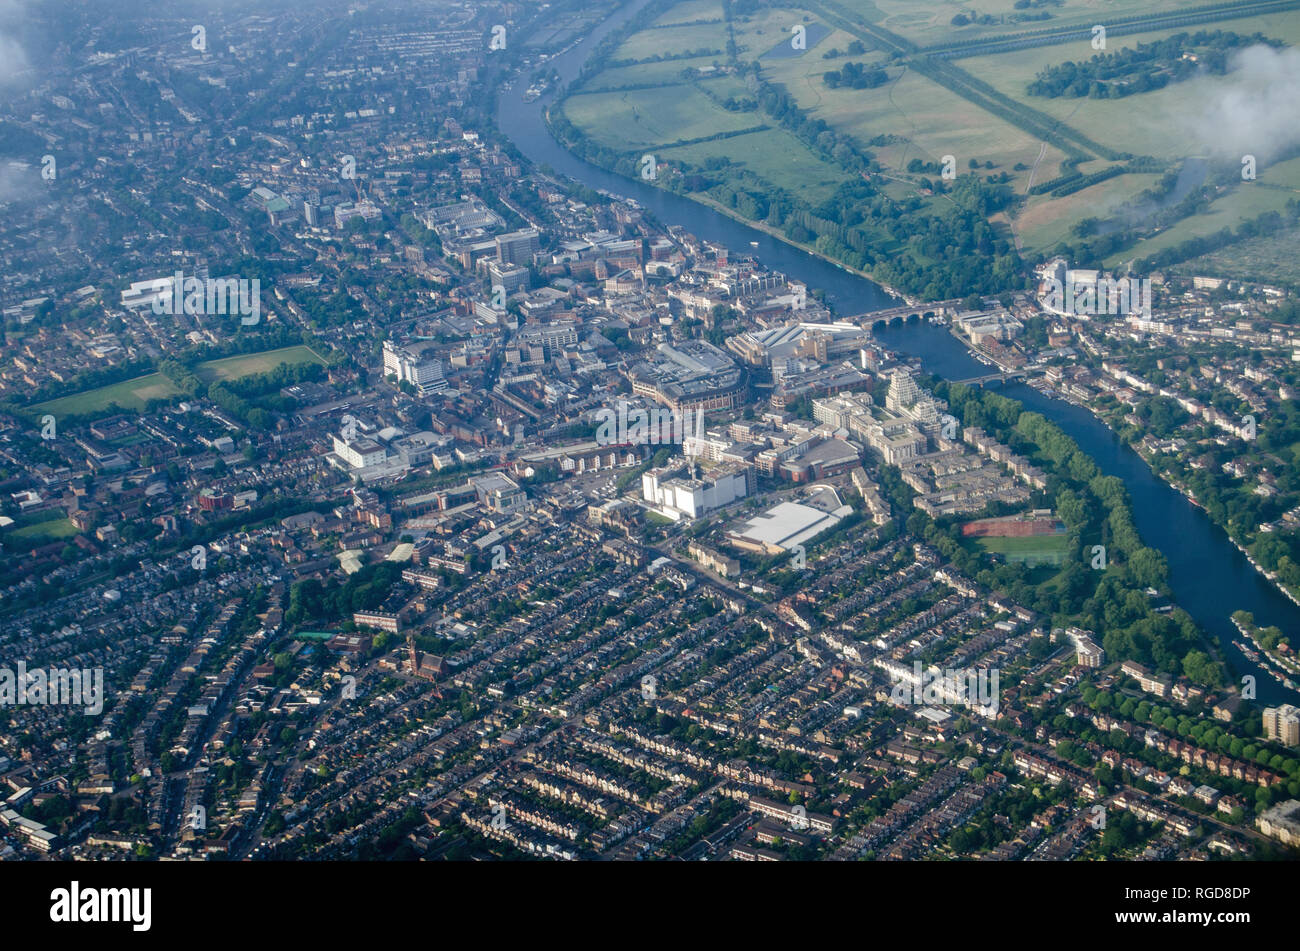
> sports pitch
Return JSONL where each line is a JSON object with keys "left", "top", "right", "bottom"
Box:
{"left": 31, "top": 345, "right": 326, "bottom": 417}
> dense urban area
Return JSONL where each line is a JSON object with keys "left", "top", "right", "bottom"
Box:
{"left": 2, "top": 0, "right": 1300, "bottom": 865}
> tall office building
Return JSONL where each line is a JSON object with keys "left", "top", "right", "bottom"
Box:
{"left": 495, "top": 229, "right": 540, "bottom": 266}
{"left": 383, "top": 340, "right": 447, "bottom": 394}
{"left": 1264, "top": 704, "right": 1300, "bottom": 746}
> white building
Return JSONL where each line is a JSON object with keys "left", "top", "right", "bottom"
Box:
{"left": 469, "top": 473, "right": 525, "bottom": 514}
{"left": 1264, "top": 704, "right": 1300, "bottom": 746}
{"left": 383, "top": 340, "right": 447, "bottom": 394}
{"left": 642, "top": 464, "right": 747, "bottom": 520}
{"left": 729, "top": 499, "right": 846, "bottom": 554}
{"left": 332, "top": 436, "right": 387, "bottom": 469}
{"left": 334, "top": 199, "right": 381, "bottom": 229}
{"left": 1258, "top": 800, "right": 1300, "bottom": 847}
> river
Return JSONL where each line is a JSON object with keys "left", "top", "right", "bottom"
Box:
{"left": 496, "top": 0, "right": 1300, "bottom": 706}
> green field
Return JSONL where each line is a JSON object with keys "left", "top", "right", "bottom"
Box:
{"left": 613, "top": 22, "right": 725, "bottom": 59}
{"left": 660, "top": 126, "right": 851, "bottom": 202}
{"left": 836, "top": 0, "right": 1247, "bottom": 48}
{"left": 194, "top": 345, "right": 326, "bottom": 383}
{"left": 829, "top": 64, "right": 1067, "bottom": 184}
{"left": 956, "top": 10, "right": 1300, "bottom": 253}
{"left": 583, "top": 56, "right": 725, "bottom": 89}
{"left": 745, "top": 4, "right": 1076, "bottom": 199}
{"left": 758, "top": 25, "right": 889, "bottom": 101}
{"left": 561, "top": 0, "right": 1300, "bottom": 280}
{"left": 729, "top": 5, "right": 823, "bottom": 57}
{"left": 561, "top": 7, "right": 857, "bottom": 204}
{"left": 694, "top": 72, "right": 755, "bottom": 101}
{"left": 563, "top": 84, "right": 764, "bottom": 150}
{"left": 8, "top": 516, "right": 78, "bottom": 541}
{"left": 1103, "top": 157, "right": 1300, "bottom": 268}
{"left": 654, "top": 0, "right": 724, "bottom": 26}
{"left": 959, "top": 11, "right": 1300, "bottom": 164}
{"left": 31, "top": 345, "right": 326, "bottom": 418}
{"left": 971, "top": 532, "right": 1072, "bottom": 567}
{"left": 1012, "top": 170, "right": 1162, "bottom": 251}
{"left": 31, "top": 374, "right": 181, "bottom": 416}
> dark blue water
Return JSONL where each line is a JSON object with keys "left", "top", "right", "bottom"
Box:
{"left": 498, "top": 2, "right": 1300, "bottom": 706}
{"left": 1101, "top": 157, "right": 1208, "bottom": 235}
{"left": 878, "top": 323, "right": 1300, "bottom": 706}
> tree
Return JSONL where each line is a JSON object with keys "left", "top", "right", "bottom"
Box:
{"left": 1128, "top": 547, "right": 1168, "bottom": 588}
{"left": 1182, "top": 649, "right": 1222, "bottom": 688}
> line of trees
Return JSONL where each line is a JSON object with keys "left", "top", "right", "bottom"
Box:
{"left": 1027, "top": 30, "right": 1279, "bottom": 99}
{"left": 920, "top": 383, "right": 1224, "bottom": 687}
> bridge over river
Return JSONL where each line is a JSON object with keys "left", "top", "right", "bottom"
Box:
{"left": 849, "top": 298, "right": 966, "bottom": 326}
{"left": 951, "top": 368, "right": 1037, "bottom": 386}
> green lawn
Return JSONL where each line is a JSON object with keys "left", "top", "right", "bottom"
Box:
{"left": 583, "top": 56, "right": 725, "bottom": 90}
{"left": 195, "top": 345, "right": 326, "bottom": 383}
{"left": 1012, "top": 170, "right": 1162, "bottom": 252}
{"left": 661, "top": 126, "right": 851, "bottom": 202}
{"left": 812, "top": 63, "right": 1067, "bottom": 184}
{"left": 563, "top": 84, "right": 762, "bottom": 150}
{"left": 729, "top": 6, "right": 823, "bottom": 58}
{"left": 8, "top": 516, "right": 78, "bottom": 541}
{"left": 971, "top": 532, "right": 1072, "bottom": 567}
{"left": 1106, "top": 156, "right": 1300, "bottom": 267}
{"left": 958, "top": 15, "right": 1299, "bottom": 165}
{"left": 847, "top": 0, "right": 1236, "bottom": 49}
{"left": 753, "top": 10, "right": 1070, "bottom": 192}
{"left": 696, "top": 73, "right": 756, "bottom": 101}
{"left": 30, "top": 345, "right": 326, "bottom": 418}
{"left": 613, "top": 22, "right": 726, "bottom": 59}
{"left": 654, "top": 0, "right": 724, "bottom": 26}
{"left": 31, "top": 374, "right": 181, "bottom": 417}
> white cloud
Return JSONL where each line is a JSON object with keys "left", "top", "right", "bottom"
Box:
{"left": 0, "top": 0, "right": 29, "bottom": 90}
{"left": 0, "top": 160, "right": 43, "bottom": 203}
{"left": 1183, "top": 43, "right": 1300, "bottom": 165}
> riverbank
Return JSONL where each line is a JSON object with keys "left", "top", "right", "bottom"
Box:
{"left": 1231, "top": 616, "right": 1300, "bottom": 689}
{"left": 538, "top": 101, "right": 915, "bottom": 302}
{"left": 921, "top": 321, "right": 1300, "bottom": 696}
{"left": 542, "top": 103, "right": 918, "bottom": 308}
{"left": 500, "top": 3, "right": 1300, "bottom": 706}
{"left": 1040, "top": 379, "right": 1300, "bottom": 613}
{"left": 678, "top": 191, "right": 915, "bottom": 306}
